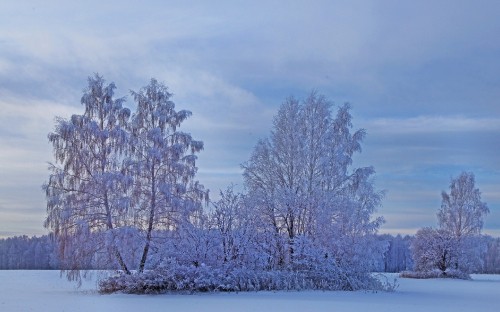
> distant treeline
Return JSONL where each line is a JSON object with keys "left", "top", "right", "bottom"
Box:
{"left": 1, "top": 233, "right": 499, "bottom": 273}
{"left": 0, "top": 235, "right": 59, "bottom": 269}
{"left": 371, "top": 234, "right": 499, "bottom": 274}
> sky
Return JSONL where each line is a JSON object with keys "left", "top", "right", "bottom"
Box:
{"left": 0, "top": 0, "right": 499, "bottom": 238}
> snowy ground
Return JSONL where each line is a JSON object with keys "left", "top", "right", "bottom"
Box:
{"left": 0, "top": 271, "right": 499, "bottom": 312}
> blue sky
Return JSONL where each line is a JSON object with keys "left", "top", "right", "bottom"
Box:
{"left": 1, "top": 0, "right": 499, "bottom": 237}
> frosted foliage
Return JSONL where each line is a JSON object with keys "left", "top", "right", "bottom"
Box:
{"left": 242, "top": 92, "right": 384, "bottom": 277}
{"left": 43, "top": 75, "right": 207, "bottom": 281}
{"left": 210, "top": 185, "right": 256, "bottom": 266}
{"left": 410, "top": 172, "right": 489, "bottom": 278}
{"left": 44, "top": 74, "right": 132, "bottom": 278}
{"left": 0, "top": 235, "right": 59, "bottom": 269}
{"left": 4, "top": 233, "right": 500, "bottom": 274}
{"left": 44, "top": 84, "right": 390, "bottom": 292}
{"left": 438, "top": 172, "right": 489, "bottom": 238}
{"left": 376, "top": 234, "right": 413, "bottom": 273}
{"left": 128, "top": 78, "right": 207, "bottom": 272}
{"left": 411, "top": 228, "right": 486, "bottom": 276}
{"left": 412, "top": 228, "right": 456, "bottom": 273}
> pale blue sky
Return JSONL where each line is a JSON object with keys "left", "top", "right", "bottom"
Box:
{"left": 1, "top": 0, "right": 499, "bottom": 237}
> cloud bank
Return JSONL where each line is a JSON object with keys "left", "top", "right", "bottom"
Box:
{"left": 1, "top": 0, "right": 499, "bottom": 237}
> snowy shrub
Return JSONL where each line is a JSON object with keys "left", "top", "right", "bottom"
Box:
{"left": 99, "top": 258, "right": 392, "bottom": 294}
{"left": 400, "top": 269, "right": 470, "bottom": 280}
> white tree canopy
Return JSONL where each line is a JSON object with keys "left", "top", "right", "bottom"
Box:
{"left": 410, "top": 171, "right": 489, "bottom": 277}
{"left": 438, "top": 172, "right": 489, "bottom": 238}
{"left": 128, "top": 78, "right": 208, "bottom": 272}
{"left": 44, "top": 74, "right": 132, "bottom": 276}
{"left": 242, "top": 92, "right": 384, "bottom": 270}
{"left": 44, "top": 75, "right": 208, "bottom": 278}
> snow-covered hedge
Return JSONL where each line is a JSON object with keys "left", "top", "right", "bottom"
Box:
{"left": 399, "top": 269, "right": 471, "bottom": 280}
{"left": 99, "top": 259, "right": 389, "bottom": 294}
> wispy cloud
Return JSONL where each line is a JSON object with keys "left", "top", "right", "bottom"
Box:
{"left": 365, "top": 116, "right": 500, "bottom": 134}
{"left": 1, "top": 1, "right": 500, "bottom": 237}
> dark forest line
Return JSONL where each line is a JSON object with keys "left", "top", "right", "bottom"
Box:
{"left": 1, "top": 233, "right": 499, "bottom": 273}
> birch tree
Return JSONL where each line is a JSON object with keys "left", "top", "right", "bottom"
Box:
{"left": 242, "top": 92, "right": 384, "bottom": 270}
{"left": 128, "top": 78, "right": 208, "bottom": 272}
{"left": 411, "top": 172, "right": 489, "bottom": 277}
{"left": 44, "top": 75, "right": 208, "bottom": 278}
{"left": 44, "top": 74, "right": 132, "bottom": 278}
{"left": 438, "top": 172, "right": 489, "bottom": 238}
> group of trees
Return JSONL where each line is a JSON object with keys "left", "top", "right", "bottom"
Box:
{"left": 0, "top": 235, "right": 59, "bottom": 269}
{"left": 374, "top": 234, "right": 414, "bottom": 273}
{"left": 3, "top": 232, "right": 499, "bottom": 274}
{"left": 44, "top": 74, "right": 208, "bottom": 281}
{"left": 15, "top": 73, "right": 492, "bottom": 292}
{"left": 42, "top": 76, "right": 394, "bottom": 292}
{"left": 241, "top": 95, "right": 385, "bottom": 273}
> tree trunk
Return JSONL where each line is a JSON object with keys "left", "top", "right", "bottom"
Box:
{"left": 104, "top": 192, "right": 131, "bottom": 274}
{"left": 139, "top": 168, "right": 156, "bottom": 273}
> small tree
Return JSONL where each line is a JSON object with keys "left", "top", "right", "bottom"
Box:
{"left": 410, "top": 172, "right": 489, "bottom": 278}
{"left": 210, "top": 185, "right": 258, "bottom": 267}
{"left": 412, "top": 227, "right": 457, "bottom": 274}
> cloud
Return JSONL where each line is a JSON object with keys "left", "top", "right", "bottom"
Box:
{"left": 1, "top": 0, "right": 500, "bottom": 237}
{"left": 365, "top": 116, "right": 500, "bottom": 135}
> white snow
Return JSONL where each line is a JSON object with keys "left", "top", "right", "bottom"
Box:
{"left": 0, "top": 271, "right": 499, "bottom": 312}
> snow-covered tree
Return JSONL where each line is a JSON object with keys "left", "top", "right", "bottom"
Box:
{"left": 438, "top": 172, "right": 489, "bottom": 238}
{"left": 128, "top": 78, "right": 208, "bottom": 272}
{"left": 409, "top": 172, "right": 489, "bottom": 278}
{"left": 483, "top": 236, "right": 500, "bottom": 273}
{"left": 242, "top": 92, "right": 384, "bottom": 286}
{"left": 411, "top": 227, "right": 486, "bottom": 277}
{"left": 412, "top": 227, "right": 457, "bottom": 274}
{"left": 44, "top": 75, "right": 208, "bottom": 279}
{"left": 209, "top": 185, "right": 259, "bottom": 267}
{"left": 44, "top": 74, "right": 132, "bottom": 278}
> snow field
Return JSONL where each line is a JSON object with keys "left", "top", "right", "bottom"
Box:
{"left": 0, "top": 271, "right": 499, "bottom": 312}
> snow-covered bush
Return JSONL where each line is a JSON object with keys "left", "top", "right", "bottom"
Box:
{"left": 399, "top": 269, "right": 470, "bottom": 280}
{"left": 99, "top": 258, "right": 389, "bottom": 294}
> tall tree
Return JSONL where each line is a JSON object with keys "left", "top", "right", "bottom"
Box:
{"left": 44, "top": 74, "right": 132, "bottom": 277}
{"left": 242, "top": 92, "right": 384, "bottom": 270}
{"left": 128, "top": 78, "right": 208, "bottom": 273}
